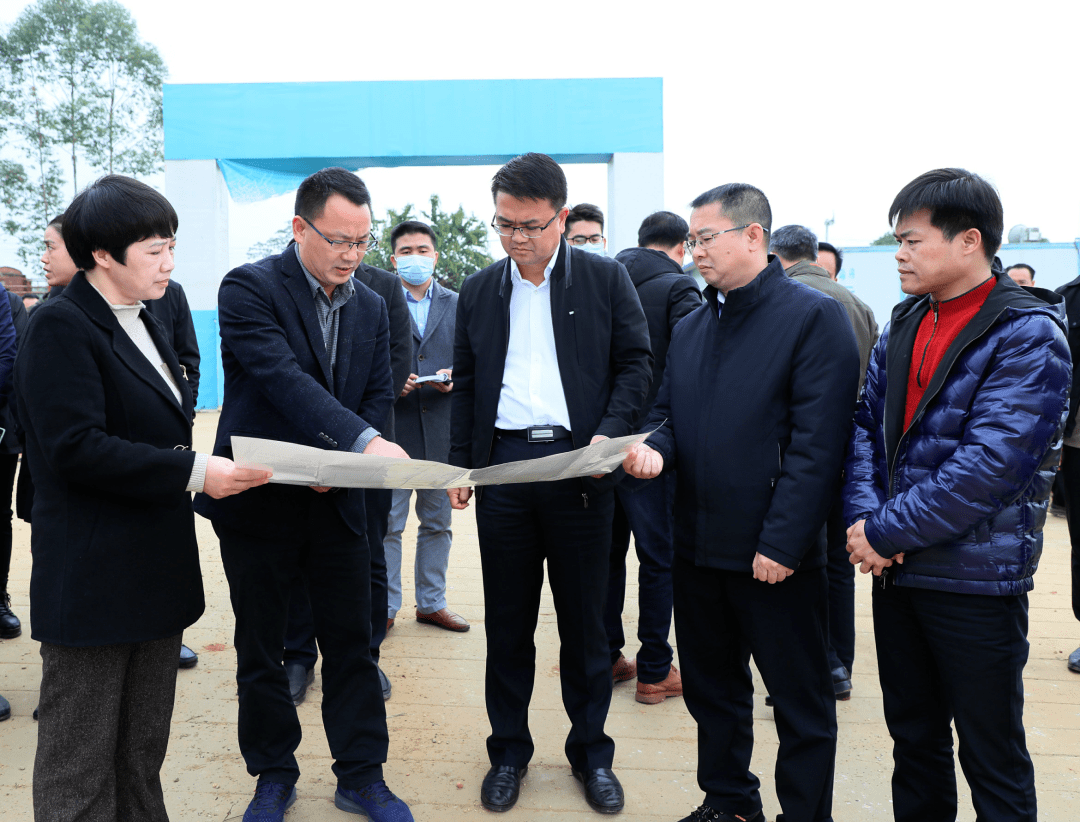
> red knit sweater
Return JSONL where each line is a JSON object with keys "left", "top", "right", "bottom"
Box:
{"left": 905, "top": 277, "right": 996, "bottom": 429}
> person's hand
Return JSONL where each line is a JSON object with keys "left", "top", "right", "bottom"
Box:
{"left": 432, "top": 368, "right": 453, "bottom": 393}
{"left": 846, "top": 518, "right": 894, "bottom": 575}
{"left": 448, "top": 486, "right": 472, "bottom": 509}
{"left": 590, "top": 434, "right": 609, "bottom": 477}
{"left": 622, "top": 442, "right": 663, "bottom": 479}
{"left": 363, "top": 436, "right": 409, "bottom": 459}
{"left": 400, "top": 373, "right": 419, "bottom": 398}
{"left": 310, "top": 486, "right": 331, "bottom": 493}
{"left": 202, "top": 456, "right": 273, "bottom": 499}
{"left": 752, "top": 552, "right": 794, "bottom": 584}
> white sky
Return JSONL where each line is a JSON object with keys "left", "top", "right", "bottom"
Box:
{"left": 3, "top": 0, "right": 1079, "bottom": 276}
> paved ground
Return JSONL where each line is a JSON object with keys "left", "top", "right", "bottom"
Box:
{"left": 1, "top": 411, "right": 1078, "bottom": 820}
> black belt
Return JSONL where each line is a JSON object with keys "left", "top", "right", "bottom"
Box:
{"left": 496, "top": 425, "right": 572, "bottom": 443}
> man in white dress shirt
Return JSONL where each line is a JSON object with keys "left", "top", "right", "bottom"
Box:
{"left": 448, "top": 153, "right": 651, "bottom": 814}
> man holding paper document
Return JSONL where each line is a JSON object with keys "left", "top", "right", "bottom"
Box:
{"left": 448, "top": 153, "right": 651, "bottom": 814}
{"left": 194, "top": 168, "right": 414, "bottom": 821}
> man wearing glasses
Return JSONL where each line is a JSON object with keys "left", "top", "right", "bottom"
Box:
{"left": 564, "top": 202, "right": 607, "bottom": 255}
{"left": 623, "top": 184, "right": 859, "bottom": 822}
{"left": 448, "top": 153, "right": 650, "bottom": 814}
{"left": 195, "top": 168, "right": 415, "bottom": 822}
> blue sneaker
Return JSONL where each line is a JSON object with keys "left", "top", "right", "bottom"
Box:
{"left": 243, "top": 781, "right": 296, "bottom": 821}
{"left": 334, "top": 780, "right": 414, "bottom": 821}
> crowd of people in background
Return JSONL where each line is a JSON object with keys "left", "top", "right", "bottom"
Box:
{"left": 0, "top": 156, "right": 1077, "bottom": 822}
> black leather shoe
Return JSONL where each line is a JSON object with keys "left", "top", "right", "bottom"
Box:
{"left": 572, "top": 768, "right": 624, "bottom": 814}
{"left": 285, "top": 662, "right": 314, "bottom": 706}
{"left": 677, "top": 804, "right": 762, "bottom": 821}
{"left": 481, "top": 765, "right": 527, "bottom": 812}
{"left": 0, "top": 592, "right": 21, "bottom": 639}
{"left": 832, "top": 666, "right": 852, "bottom": 700}
{"left": 378, "top": 664, "right": 391, "bottom": 700}
{"left": 179, "top": 644, "right": 198, "bottom": 669}
{"left": 0, "top": 694, "right": 10, "bottom": 721}
{"left": 1069, "top": 646, "right": 1080, "bottom": 673}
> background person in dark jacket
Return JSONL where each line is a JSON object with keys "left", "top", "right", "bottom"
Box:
{"left": 844, "top": 169, "right": 1070, "bottom": 822}
{"left": 17, "top": 175, "right": 269, "bottom": 822}
{"left": 0, "top": 285, "right": 25, "bottom": 645}
{"left": 607, "top": 211, "right": 701, "bottom": 704}
{"left": 770, "top": 223, "right": 878, "bottom": 703}
{"left": 623, "top": 183, "right": 859, "bottom": 822}
{"left": 448, "top": 153, "right": 651, "bottom": 814}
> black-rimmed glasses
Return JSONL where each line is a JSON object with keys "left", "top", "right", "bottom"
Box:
{"left": 304, "top": 217, "right": 378, "bottom": 252}
{"left": 490, "top": 212, "right": 560, "bottom": 240}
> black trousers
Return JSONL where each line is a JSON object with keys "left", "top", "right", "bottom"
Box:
{"left": 824, "top": 496, "right": 855, "bottom": 674}
{"left": 673, "top": 556, "right": 836, "bottom": 822}
{"left": 605, "top": 472, "right": 676, "bottom": 683}
{"left": 283, "top": 488, "right": 393, "bottom": 669}
{"left": 1058, "top": 446, "right": 1080, "bottom": 623}
{"left": 34, "top": 634, "right": 181, "bottom": 822}
{"left": 873, "top": 579, "right": 1036, "bottom": 822}
{"left": 215, "top": 493, "right": 388, "bottom": 789}
{"left": 0, "top": 452, "right": 17, "bottom": 590}
{"left": 476, "top": 434, "right": 616, "bottom": 772}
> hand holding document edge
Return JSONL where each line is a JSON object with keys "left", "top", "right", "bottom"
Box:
{"left": 231, "top": 429, "right": 654, "bottom": 491}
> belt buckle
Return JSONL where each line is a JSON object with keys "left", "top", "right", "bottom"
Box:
{"left": 527, "top": 425, "right": 556, "bottom": 443}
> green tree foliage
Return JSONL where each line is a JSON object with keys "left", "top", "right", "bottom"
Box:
{"left": 249, "top": 194, "right": 495, "bottom": 293}
{"left": 870, "top": 231, "right": 899, "bottom": 246}
{"left": 0, "top": 0, "right": 165, "bottom": 267}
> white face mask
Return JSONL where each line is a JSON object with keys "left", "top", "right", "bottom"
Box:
{"left": 580, "top": 242, "right": 606, "bottom": 257}
{"left": 396, "top": 254, "right": 435, "bottom": 286}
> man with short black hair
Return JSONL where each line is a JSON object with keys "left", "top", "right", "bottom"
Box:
{"left": 816, "top": 241, "right": 843, "bottom": 279}
{"left": 1006, "top": 263, "right": 1036, "bottom": 287}
{"left": 564, "top": 202, "right": 607, "bottom": 255}
{"left": 607, "top": 210, "right": 701, "bottom": 704}
{"left": 195, "top": 167, "right": 415, "bottom": 822}
{"left": 845, "top": 168, "right": 1069, "bottom": 822}
{"left": 383, "top": 219, "right": 468, "bottom": 634}
{"left": 624, "top": 183, "right": 859, "bottom": 822}
{"left": 450, "top": 153, "right": 651, "bottom": 814}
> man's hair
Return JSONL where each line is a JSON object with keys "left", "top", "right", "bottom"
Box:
{"left": 391, "top": 220, "right": 438, "bottom": 253}
{"left": 62, "top": 175, "right": 178, "bottom": 270}
{"left": 638, "top": 211, "right": 689, "bottom": 248}
{"left": 690, "top": 183, "right": 772, "bottom": 236}
{"left": 48, "top": 214, "right": 64, "bottom": 230}
{"left": 818, "top": 241, "right": 843, "bottom": 272}
{"left": 295, "top": 167, "right": 371, "bottom": 222}
{"left": 1005, "top": 263, "right": 1036, "bottom": 280}
{"left": 491, "top": 153, "right": 568, "bottom": 211}
{"left": 769, "top": 225, "right": 819, "bottom": 263}
{"left": 888, "top": 168, "right": 1003, "bottom": 263}
{"left": 565, "top": 203, "right": 605, "bottom": 235}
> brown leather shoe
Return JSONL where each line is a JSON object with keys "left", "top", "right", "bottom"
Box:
{"left": 636, "top": 664, "right": 683, "bottom": 704}
{"left": 611, "top": 653, "right": 637, "bottom": 683}
{"left": 416, "top": 607, "right": 470, "bottom": 632}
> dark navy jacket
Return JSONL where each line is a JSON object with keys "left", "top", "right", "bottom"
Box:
{"left": 844, "top": 273, "right": 1071, "bottom": 595}
{"left": 644, "top": 257, "right": 860, "bottom": 572}
{"left": 194, "top": 248, "right": 394, "bottom": 540}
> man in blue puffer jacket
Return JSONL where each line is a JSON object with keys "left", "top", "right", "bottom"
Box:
{"left": 844, "top": 168, "right": 1071, "bottom": 822}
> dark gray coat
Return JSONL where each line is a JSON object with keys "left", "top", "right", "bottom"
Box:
{"left": 395, "top": 281, "right": 457, "bottom": 463}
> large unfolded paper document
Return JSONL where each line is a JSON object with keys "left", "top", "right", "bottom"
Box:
{"left": 231, "top": 431, "right": 652, "bottom": 490}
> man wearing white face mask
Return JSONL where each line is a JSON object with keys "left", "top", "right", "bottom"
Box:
{"left": 565, "top": 203, "right": 607, "bottom": 256}
{"left": 384, "top": 221, "right": 469, "bottom": 633}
